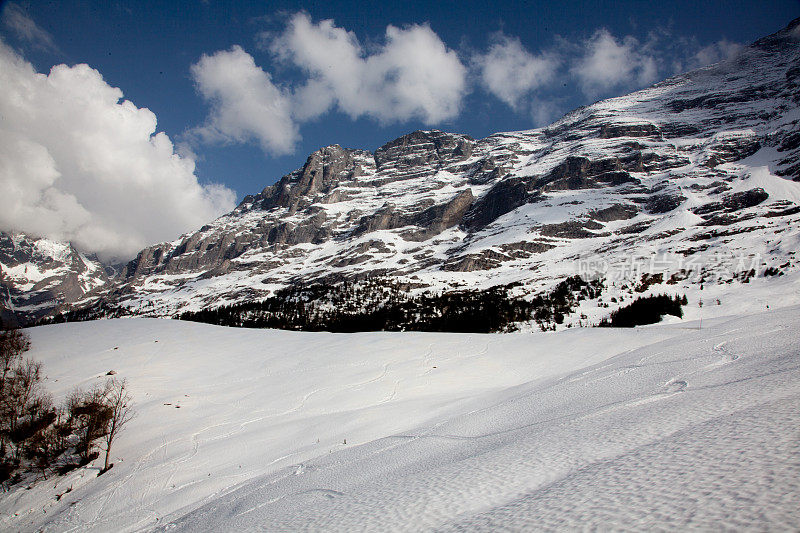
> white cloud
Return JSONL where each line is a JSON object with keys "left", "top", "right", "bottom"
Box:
{"left": 0, "top": 41, "right": 236, "bottom": 260}
{"left": 189, "top": 14, "right": 467, "bottom": 153}
{"left": 1, "top": 2, "right": 58, "bottom": 52}
{"left": 690, "top": 39, "right": 743, "bottom": 69}
{"left": 529, "top": 97, "right": 565, "bottom": 128}
{"left": 668, "top": 36, "right": 744, "bottom": 75}
{"left": 190, "top": 45, "right": 298, "bottom": 155}
{"left": 271, "top": 13, "right": 468, "bottom": 124}
{"left": 474, "top": 34, "right": 558, "bottom": 110}
{"left": 571, "top": 29, "right": 659, "bottom": 95}
{"left": 189, "top": 16, "right": 748, "bottom": 147}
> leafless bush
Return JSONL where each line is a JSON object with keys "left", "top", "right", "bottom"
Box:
{"left": 1, "top": 328, "right": 135, "bottom": 486}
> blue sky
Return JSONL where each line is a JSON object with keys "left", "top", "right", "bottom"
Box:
{"left": 0, "top": 0, "right": 797, "bottom": 258}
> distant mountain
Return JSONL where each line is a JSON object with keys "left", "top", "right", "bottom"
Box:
{"left": 6, "top": 18, "right": 800, "bottom": 329}
{"left": 0, "top": 232, "right": 107, "bottom": 327}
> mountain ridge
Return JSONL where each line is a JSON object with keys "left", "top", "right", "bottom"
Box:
{"left": 3, "top": 18, "right": 800, "bottom": 329}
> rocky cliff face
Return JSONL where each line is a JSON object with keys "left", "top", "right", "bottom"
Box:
{"left": 0, "top": 233, "right": 108, "bottom": 326}
{"left": 10, "top": 19, "right": 800, "bottom": 325}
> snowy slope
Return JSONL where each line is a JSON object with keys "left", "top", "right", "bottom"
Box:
{"left": 1, "top": 305, "right": 798, "bottom": 531}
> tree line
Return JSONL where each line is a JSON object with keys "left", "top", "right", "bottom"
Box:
{"left": 177, "top": 276, "right": 605, "bottom": 333}
{"left": 598, "top": 294, "right": 687, "bottom": 327}
{"left": 37, "top": 275, "right": 692, "bottom": 332}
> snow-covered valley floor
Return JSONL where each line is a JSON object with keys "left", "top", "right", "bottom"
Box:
{"left": 2, "top": 307, "right": 799, "bottom": 531}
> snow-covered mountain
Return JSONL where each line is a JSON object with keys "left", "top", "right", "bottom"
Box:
{"left": 0, "top": 232, "right": 108, "bottom": 326}
{"left": 110, "top": 18, "right": 800, "bottom": 318}
{"left": 6, "top": 18, "right": 800, "bottom": 327}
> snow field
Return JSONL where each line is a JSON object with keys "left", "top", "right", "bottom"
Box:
{"left": 0, "top": 305, "right": 798, "bottom": 531}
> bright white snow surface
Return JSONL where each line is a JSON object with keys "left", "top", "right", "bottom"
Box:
{"left": 3, "top": 310, "right": 799, "bottom": 531}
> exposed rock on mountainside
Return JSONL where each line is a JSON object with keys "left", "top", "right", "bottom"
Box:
{"left": 0, "top": 233, "right": 107, "bottom": 326}
{"left": 5, "top": 19, "right": 800, "bottom": 328}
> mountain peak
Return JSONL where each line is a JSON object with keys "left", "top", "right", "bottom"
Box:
{"left": 0, "top": 231, "right": 107, "bottom": 326}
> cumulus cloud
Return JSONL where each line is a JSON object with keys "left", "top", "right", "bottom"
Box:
{"left": 472, "top": 27, "right": 745, "bottom": 122}
{"left": 571, "top": 29, "right": 659, "bottom": 95}
{"left": 0, "top": 41, "right": 235, "bottom": 260}
{"left": 190, "top": 45, "right": 298, "bottom": 155}
{"left": 190, "top": 14, "right": 467, "bottom": 154}
{"left": 1, "top": 2, "right": 58, "bottom": 52}
{"left": 271, "top": 13, "right": 468, "bottom": 125}
{"left": 570, "top": 28, "right": 744, "bottom": 94}
{"left": 474, "top": 34, "right": 558, "bottom": 110}
{"left": 189, "top": 14, "right": 749, "bottom": 147}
